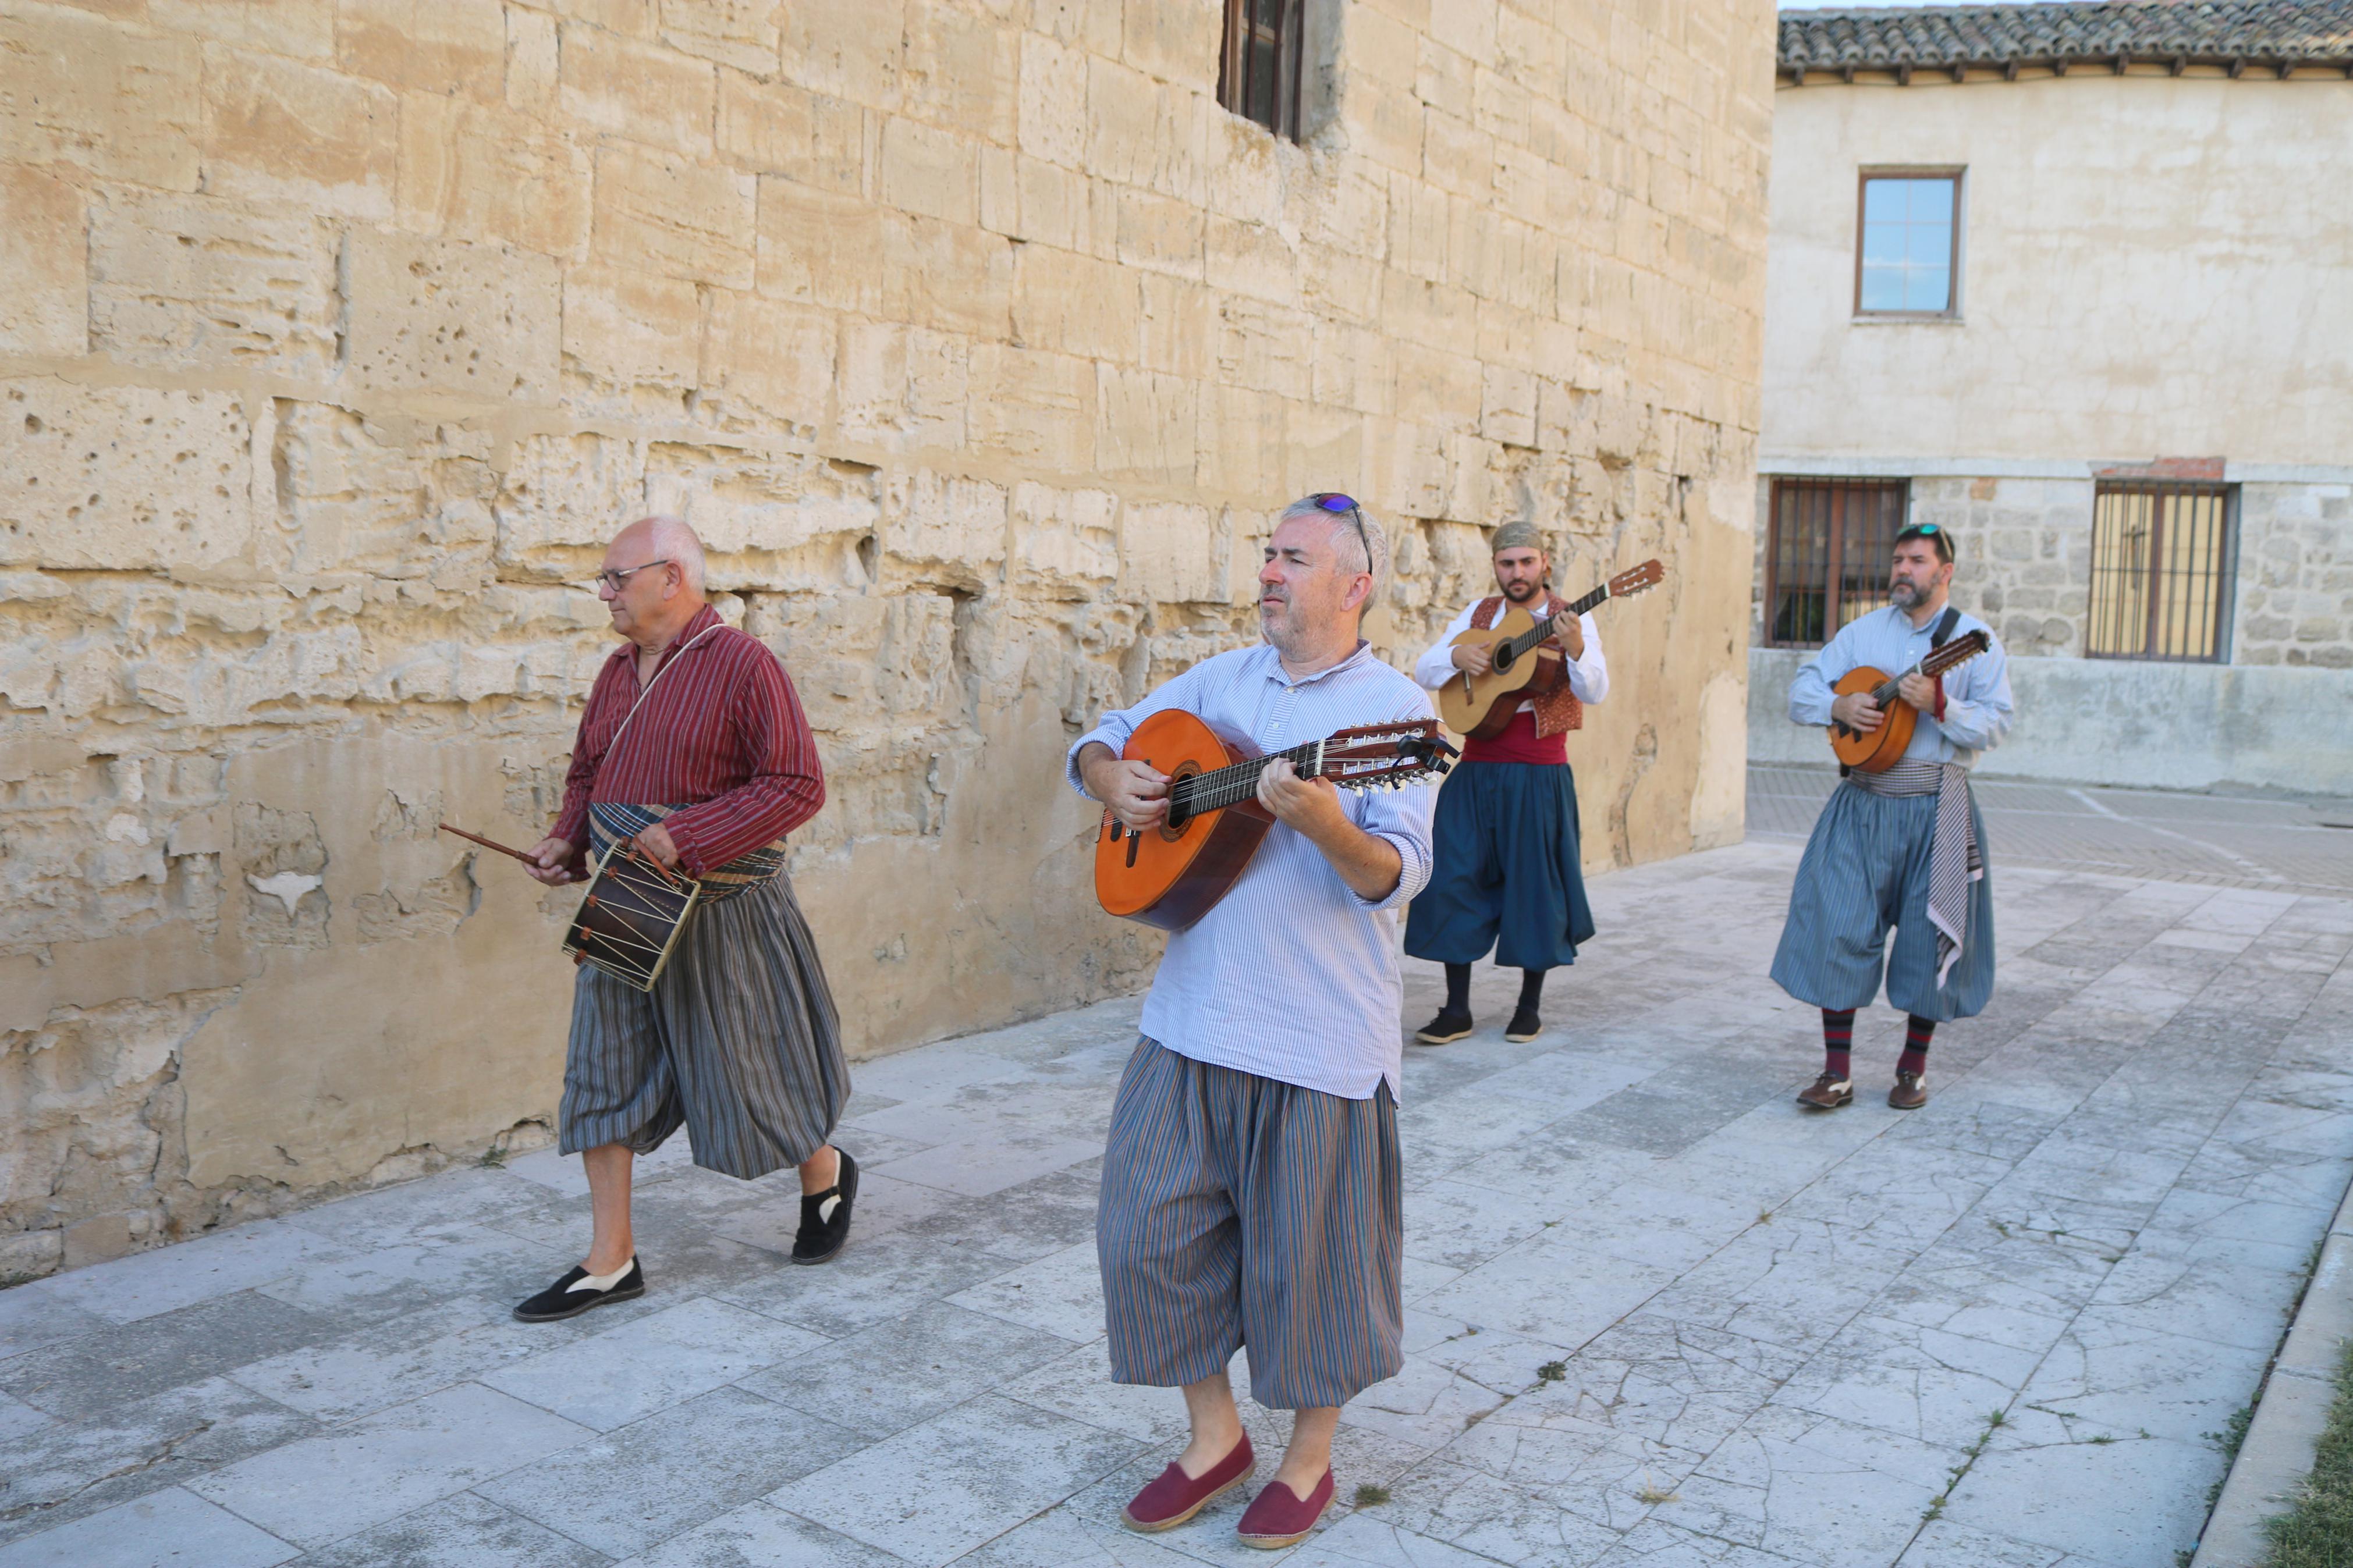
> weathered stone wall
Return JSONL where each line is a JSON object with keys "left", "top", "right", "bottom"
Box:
{"left": 0, "top": 0, "right": 1773, "bottom": 1278}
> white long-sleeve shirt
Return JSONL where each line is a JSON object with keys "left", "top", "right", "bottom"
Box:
{"left": 1412, "top": 597, "right": 1610, "bottom": 710}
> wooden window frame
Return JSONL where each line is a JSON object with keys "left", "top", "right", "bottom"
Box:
{"left": 1854, "top": 166, "right": 1965, "bottom": 321}
{"left": 2085, "top": 482, "right": 2237, "bottom": 663}
{"left": 1219, "top": 0, "right": 1306, "bottom": 142}
{"left": 1763, "top": 478, "right": 1912, "bottom": 649}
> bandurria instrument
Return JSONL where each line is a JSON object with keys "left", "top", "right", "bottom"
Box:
{"left": 1436, "top": 559, "right": 1666, "bottom": 739}
{"left": 1094, "top": 712, "right": 1458, "bottom": 930}
{"left": 436, "top": 821, "right": 701, "bottom": 991}
{"left": 1828, "top": 628, "right": 1993, "bottom": 773}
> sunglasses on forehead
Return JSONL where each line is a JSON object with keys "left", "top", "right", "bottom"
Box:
{"left": 1311, "top": 493, "right": 1372, "bottom": 569}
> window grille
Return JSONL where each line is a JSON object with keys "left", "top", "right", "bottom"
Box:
{"left": 1764, "top": 479, "right": 1910, "bottom": 648}
{"left": 1856, "top": 171, "right": 1961, "bottom": 317}
{"left": 1220, "top": 0, "right": 1305, "bottom": 141}
{"left": 2086, "top": 483, "right": 2233, "bottom": 662}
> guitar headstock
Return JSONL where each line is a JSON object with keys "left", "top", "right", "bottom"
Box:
{"left": 1922, "top": 628, "right": 1990, "bottom": 675}
{"left": 1607, "top": 559, "right": 1665, "bottom": 599}
{"left": 1316, "top": 719, "right": 1459, "bottom": 792}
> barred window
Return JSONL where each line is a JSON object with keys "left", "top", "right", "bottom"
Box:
{"left": 2087, "top": 484, "right": 2234, "bottom": 662}
{"left": 1764, "top": 479, "right": 1910, "bottom": 648}
{"left": 1857, "top": 171, "right": 1961, "bottom": 318}
{"left": 1220, "top": 0, "right": 1305, "bottom": 141}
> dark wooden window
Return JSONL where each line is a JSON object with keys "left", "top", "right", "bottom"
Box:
{"left": 1765, "top": 479, "right": 1910, "bottom": 648}
{"left": 1856, "top": 170, "right": 1962, "bottom": 317}
{"left": 2087, "top": 483, "right": 2234, "bottom": 661}
{"left": 1220, "top": 0, "right": 1304, "bottom": 141}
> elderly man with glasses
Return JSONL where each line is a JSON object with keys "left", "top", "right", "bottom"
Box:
{"left": 509, "top": 514, "right": 856, "bottom": 1324}
{"left": 1068, "top": 493, "right": 1436, "bottom": 1551}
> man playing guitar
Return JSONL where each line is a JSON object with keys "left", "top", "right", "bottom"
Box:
{"left": 1067, "top": 493, "right": 1435, "bottom": 1551}
{"left": 1406, "top": 520, "right": 1609, "bottom": 1044}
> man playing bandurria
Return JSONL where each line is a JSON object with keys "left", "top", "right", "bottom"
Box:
{"left": 513, "top": 515, "right": 856, "bottom": 1322}
{"left": 1772, "top": 521, "right": 2013, "bottom": 1111}
{"left": 1404, "top": 520, "right": 1609, "bottom": 1044}
{"left": 1069, "top": 494, "right": 1435, "bottom": 1551}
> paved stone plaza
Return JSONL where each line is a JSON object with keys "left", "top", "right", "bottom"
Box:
{"left": 3, "top": 770, "right": 2350, "bottom": 1568}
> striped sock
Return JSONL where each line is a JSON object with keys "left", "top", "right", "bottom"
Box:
{"left": 1822, "top": 1008, "right": 1854, "bottom": 1080}
{"left": 1901, "top": 1015, "right": 1935, "bottom": 1078}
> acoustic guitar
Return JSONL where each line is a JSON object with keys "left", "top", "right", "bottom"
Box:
{"left": 1436, "top": 560, "right": 1665, "bottom": 739}
{"left": 1829, "top": 628, "right": 1992, "bottom": 773}
{"left": 1094, "top": 710, "right": 1457, "bottom": 930}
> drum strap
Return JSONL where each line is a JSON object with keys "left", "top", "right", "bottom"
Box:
{"left": 601, "top": 620, "right": 726, "bottom": 771}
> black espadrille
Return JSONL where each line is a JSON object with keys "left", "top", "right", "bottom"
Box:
{"left": 792, "top": 1150, "right": 858, "bottom": 1265}
{"left": 513, "top": 1257, "right": 645, "bottom": 1323}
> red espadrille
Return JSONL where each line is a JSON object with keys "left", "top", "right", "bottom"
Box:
{"left": 1236, "top": 1469, "right": 1333, "bottom": 1549}
{"left": 1119, "top": 1434, "right": 1255, "bottom": 1533}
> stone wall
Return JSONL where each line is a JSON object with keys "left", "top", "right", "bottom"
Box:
{"left": 1748, "top": 474, "right": 2353, "bottom": 668}
{"left": 0, "top": 0, "right": 1774, "bottom": 1279}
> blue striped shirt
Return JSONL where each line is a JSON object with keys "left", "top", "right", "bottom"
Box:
{"left": 1067, "top": 641, "right": 1438, "bottom": 1101}
{"left": 1788, "top": 605, "right": 2015, "bottom": 766}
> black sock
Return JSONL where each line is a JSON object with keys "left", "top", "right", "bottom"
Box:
{"left": 1444, "top": 963, "right": 1471, "bottom": 1015}
{"left": 1517, "top": 969, "right": 1546, "bottom": 1012}
{"left": 1822, "top": 1008, "right": 1855, "bottom": 1079}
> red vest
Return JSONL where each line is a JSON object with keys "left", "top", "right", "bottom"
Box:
{"left": 1471, "top": 594, "right": 1584, "bottom": 738}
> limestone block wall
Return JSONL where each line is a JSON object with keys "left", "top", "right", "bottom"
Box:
{"left": 0, "top": 0, "right": 1773, "bottom": 1278}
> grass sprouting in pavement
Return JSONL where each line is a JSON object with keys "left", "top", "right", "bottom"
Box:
{"left": 2262, "top": 1339, "right": 2353, "bottom": 1568}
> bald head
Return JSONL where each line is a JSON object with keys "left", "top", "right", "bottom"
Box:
{"left": 599, "top": 515, "right": 708, "bottom": 650}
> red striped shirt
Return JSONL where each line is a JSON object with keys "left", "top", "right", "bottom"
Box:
{"left": 552, "top": 603, "right": 826, "bottom": 877}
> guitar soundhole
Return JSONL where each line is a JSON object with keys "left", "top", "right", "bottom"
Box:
{"left": 1492, "top": 644, "right": 1514, "bottom": 675}
{"left": 1162, "top": 760, "right": 1201, "bottom": 838}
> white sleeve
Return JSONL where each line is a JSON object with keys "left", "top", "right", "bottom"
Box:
{"left": 1411, "top": 599, "right": 1482, "bottom": 689}
{"left": 1566, "top": 614, "right": 1608, "bottom": 703}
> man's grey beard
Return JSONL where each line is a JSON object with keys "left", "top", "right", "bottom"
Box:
{"left": 1890, "top": 579, "right": 1924, "bottom": 609}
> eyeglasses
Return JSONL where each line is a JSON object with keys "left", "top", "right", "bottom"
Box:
{"left": 1312, "top": 493, "right": 1373, "bottom": 575}
{"left": 592, "top": 560, "right": 671, "bottom": 593}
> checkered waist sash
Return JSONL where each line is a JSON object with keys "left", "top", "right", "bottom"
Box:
{"left": 1844, "top": 759, "right": 1982, "bottom": 986}
{"left": 587, "top": 802, "right": 785, "bottom": 905}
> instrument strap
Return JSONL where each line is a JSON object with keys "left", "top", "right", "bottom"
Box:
{"left": 1929, "top": 606, "right": 1960, "bottom": 649}
{"left": 601, "top": 620, "right": 726, "bottom": 770}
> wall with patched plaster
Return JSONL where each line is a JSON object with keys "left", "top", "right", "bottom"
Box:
{"left": 0, "top": 0, "right": 1774, "bottom": 1278}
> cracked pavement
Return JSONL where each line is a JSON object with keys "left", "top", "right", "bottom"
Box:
{"left": 2, "top": 774, "right": 2348, "bottom": 1567}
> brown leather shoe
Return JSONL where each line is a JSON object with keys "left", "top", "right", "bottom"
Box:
{"left": 1888, "top": 1071, "right": 1928, "bottom": 1110}
{"left": 1796, "top": 1072, "right": 1854, "bottom": 1110}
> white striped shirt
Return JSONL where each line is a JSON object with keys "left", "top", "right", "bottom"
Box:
{"left": 1067, "top": 641, "right": 1438, "bottom": 1101}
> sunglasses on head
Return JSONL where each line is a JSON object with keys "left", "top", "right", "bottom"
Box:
{"left": 1311, "top": 493, "right": 1372, "bottom": 572}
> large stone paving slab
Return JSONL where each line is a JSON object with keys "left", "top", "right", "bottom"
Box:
{"left": 1, "top": 815, "right": 2347, "bottom": 1567}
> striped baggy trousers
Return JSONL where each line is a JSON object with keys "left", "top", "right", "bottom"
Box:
{"left": 1096, "top": 1039, "right": 1402, "bottom": 1410}
{"left": 1769, "top": 783, "right": 1997, "bottom": 1022}
{"left": 559, "top": 872, "right": 849, "bottom": 1181}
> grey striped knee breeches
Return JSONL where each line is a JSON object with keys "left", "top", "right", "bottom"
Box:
{"left": 559, "top": 872, "right": 848, "bottom": 1181}
{"left": 1096, "top": 1038, "right": 1403, "bottom": 1410}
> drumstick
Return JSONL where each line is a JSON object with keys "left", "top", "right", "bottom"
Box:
{"left": 436, "top": 822, "right": 542, "bottom": 866}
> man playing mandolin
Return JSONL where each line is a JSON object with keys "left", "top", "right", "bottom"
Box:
{"left": 1772, "top": 521, "right": 2014, "bottom": 1111}
{"left": 1068, "top": 494, "right": 1435, "bottom": 1551}
{"left": 510, "top": 514, "right": 858, "bottom": 1324}
{"left": 1404, "top": 520, "right": 1610, "bottom": 1044}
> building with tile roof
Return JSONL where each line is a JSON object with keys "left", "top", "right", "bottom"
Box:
{"left": 1780, "top": 2, "right": 2353, "bottom": 83}
{"left": 1749, "top": 2, "right": 2353, "bottom": 794}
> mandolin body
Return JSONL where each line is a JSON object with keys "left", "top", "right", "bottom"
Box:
{"left": 1436, "top": 605, "right": 1568, "bottom": 739}
{"left": 1829, "top": 665, "right": 1919, "bottom": 773}
{"left": 1093, "top": 709, "right": 1273, "bottom": 931}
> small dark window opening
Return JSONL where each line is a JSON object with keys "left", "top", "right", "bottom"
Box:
{"left": 2086, "top": 483, "right": 2234, "bottom": 661}
{"left": 1765, "top": 479, "right": 1910, "bottom": 648}
{"left": 1220, "top": 0, "right": 1305, "bottom": 141}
